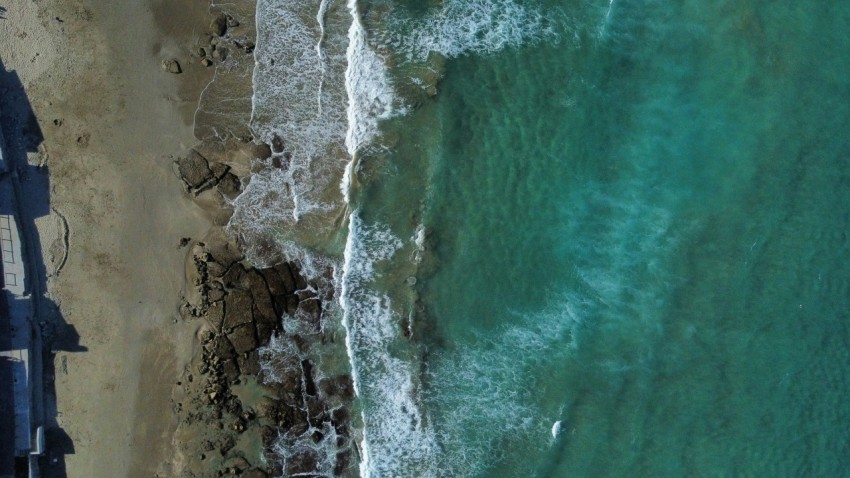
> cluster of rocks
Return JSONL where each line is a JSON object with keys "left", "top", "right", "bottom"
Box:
{"left": 196, "top": 13, "right": 255, "bottom": 68}
{"left": 175, "top": 149, "right": 241, "bottom": 199}
{"left": 168, "top": 5, "right": 355, "bottom": 475}
{"left": 170, "top": 208, "right": 354, "bottom": 476}
{"left": 179, "top": 238, "right": 321, "bottom": 375}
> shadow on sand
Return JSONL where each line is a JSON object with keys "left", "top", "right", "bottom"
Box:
{"left": 1, "top": 55, "right": 84, "bottom": 478}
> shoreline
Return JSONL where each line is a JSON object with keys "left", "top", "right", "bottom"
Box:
{"left": 2, "top": 0, "right": 215, "bottom": 475}
{"left": 1, "top": 0, "right": 357, "bottom": 476}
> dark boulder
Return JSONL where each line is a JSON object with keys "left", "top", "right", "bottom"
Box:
{"left": 227, "top": 322, "right": 258, "bottom": 355}
{"left": 215, "top": 336, "right": 237, "bottom": 361}
{"left": 217, "top": 173, "right": 241, "bottom": 198}
{"left": 222, "top": 358, "right": 240, "bottom": 382}
{"left": 270, "top": 135, "right": 284, "bottom": 154}
{"left": 161, "top": 58, "right": 182, "bottom": 74}
{"left": 296, "top": 298, "right": 322, "bottom": 332}
{"left": 237, "top": 350, "right": 261, "bottom": 376}
{"left": 207, "top": 284, "right": 226, "bottom": 302}
{"left": 222, "top": 263, "right": 247, "bottom": 289}
{"left": 273, "top": 262, "right": 298, "bottom": 294}
{"left": 301, "top": 360, "right": 317, "bottom": 396}
{"left": 319, "top": 375, "right": 354, "bottom": 401}
{"left": 210, "top": 13, "right": 227, "bottom": 36}
{"left": 209, "top": 161, "right": 230, "bottom": 180}
{"left": 206, "top": 300, "right": 225, "bottom": 330}
{"left": 176, "top": 151, "right": 214, "bottom": 190}
{"left": 223, "top": 289, "right": 253, "bottom": 329}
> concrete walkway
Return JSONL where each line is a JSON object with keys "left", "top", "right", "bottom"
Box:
{"left": 0, "top": 85, "right": 42, "bottom": 478}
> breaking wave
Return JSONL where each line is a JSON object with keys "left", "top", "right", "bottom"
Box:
{"left": 382, "top": 0, "right": 561, "bottom": 61}
{"left": 339, "top": 213, "right": 440, "bottom": 477}
{"left": 235, "top": 0, "right": 572, "bottom": 475}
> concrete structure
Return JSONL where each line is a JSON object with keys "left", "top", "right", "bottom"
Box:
{"left": 0, "top": 93, "right": 42, "bottom": 478}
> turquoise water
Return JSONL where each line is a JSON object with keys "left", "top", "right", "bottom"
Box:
{"left": 344, "top": 0, "right": 850, "bottom": 476}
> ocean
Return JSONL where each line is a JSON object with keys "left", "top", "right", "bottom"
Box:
{"left": 232, "top": 0, "right": 850, "bottom": 475}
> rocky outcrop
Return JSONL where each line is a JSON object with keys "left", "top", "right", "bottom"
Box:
{"left": 175, "top": 150, "right": 241, "bottom": 198}
{"left": 174, "top": 229, "right": 354, "bottom": 477}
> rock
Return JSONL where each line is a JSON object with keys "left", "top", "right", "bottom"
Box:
{"left": 301, "top": 360, "right": 317, "bottom": 396}
{"left": 286, "top": 451, "right": 318, "bottom": 476}
{"left": 223, "top": 288, "right": 253, "bottom": 327}
{"left": 319, "top": 375, "right": 355, "bottom": 401}
{"left": 222, "top": 359, "right": 240, "bottom": 381}
{"left": 255, "top": 397, "right": 280, "bottom": 419}
{"left": 259, "top": 425, "right": 277, "bottom": 446}
{"left": 222, "top": 263, "right": 247, "bottom": 289}
{"left": 273, "top": 262, "right": 298, "bottom": 294}
{"left": 291, "top": 264, "right": 309, "bottom": 291}
{"left": 259, "top": 267, "right": 288, "bottom": 297}
{"left": 208, "top": 285, "right": 226, "bottom": 303}
{"left": 255, "top": 320, "right": 276, "bottom": 347}
{"left": 305, "top": 396, "right": 327, "bottom": 424}
{"left": 284, "top": 295, "right": 300, "bottom": 316}
{"left": 253, "top": 142, "right": 272, "bottom": 160}
{"left": 206, "top": 300, "right": 225, "bottom": 329}
{"left": 201, "top": 57, "right": 213, "bottom": 67}
{"left": 217, "top": 173, "right": 241, "bottom": 198}
{"left": 258, "top": 268, "right": 291, "bottom": 318}
{"left": 176, "top": 151, "right": 214, "bottom": 190}
{"left": 215, "top": 336, "right": 237, "bottom": 361}
{"left": 210, "top": 162, "right": 231, "bottom": 180}
{"left": 244, "top": 271, "right": 277, "bottom": 326}
{"left": 237, "top": 350, "right": 261, "bottom": 376}
{"left": 334, "top": 450, "right": 352, "bottom": 476}
{"left": 207, "top": 261, "right": 227, "bottom": 278}
{"left": 243, "top": 41, "right": 255, "bottom": 54}
{"left": 226, "top": 15, "right": 240, "bottom": 28}
{"left": 212, "top": 47, "right": 228, "bottom": 61}
{"left": 205, "top": 235, "right": 243, "bottom": 270}
{"left": 161, "top": 58, "right": 182, "bottom": 74}
{"left": 270, "top": 135, "right": 284, "bottom": 154}
{"left": 227, "top": 323, "right": 258, "bottom": 355}
{"left": 197, "top": 46, "right": 207, "bottom": 57}
{"left": 239, "top": 268, "right": 266, "bottom": 292}
{"left": 210, "top": 13, "right": 227, "bottom": 36}
{"left": 296, "top": 298, "right": 322, "bottom": 332}
{"left": 218, "top": 435, "right": 236, "bottom": 455}
{"left": 331, "top": 407, "right": 351, "bottom": 432}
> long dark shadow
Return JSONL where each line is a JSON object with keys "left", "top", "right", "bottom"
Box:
{"left": 1, "top": 54, "right": 83, "bottom": 478}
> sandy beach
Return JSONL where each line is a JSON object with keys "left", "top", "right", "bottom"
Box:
{"left": 1, "top": 1, "right": 214, "bottom": 476}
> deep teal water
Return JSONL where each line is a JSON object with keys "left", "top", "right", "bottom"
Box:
{"left": 347, "top": 0, "right": 850, "bottom": 475}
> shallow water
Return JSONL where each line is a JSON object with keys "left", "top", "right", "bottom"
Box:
{"left": 246, "top": 0, "right": 850, "bottom": 475}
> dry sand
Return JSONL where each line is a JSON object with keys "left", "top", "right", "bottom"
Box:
{"left": 1, "top": 1, "right": 222, "bottom": 476}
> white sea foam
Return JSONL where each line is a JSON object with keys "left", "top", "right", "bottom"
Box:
{"left": 339, "top": 213, "right": 442, "bottom": 477}
{"left": 270, "top": 420, "right": 350, "bottom": 477}
{"left": 599, "top": 0, "right": 616, "bottom": 37}
{"left": 338, "top": 211, "right": 587, "bottom": 477}
{"left": 551, "top": 420, "right": 563, "bottom": 438}
{"left": 419, "top": 298, "right": 584, "bottom": 476}
{"left": 258, "top": 332, "right": 303, "bottom": 385}
{"left": 242, "top": 0, "right": 574, "bottom": 474}
{"left": 383, "top": 0, "right": 559, "bottom": 62}
{"left": 344, "top": 0, "right": 399, "bottom": 158}
{"left": 229, "top": 0, "right": 351, "bottom": 265}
